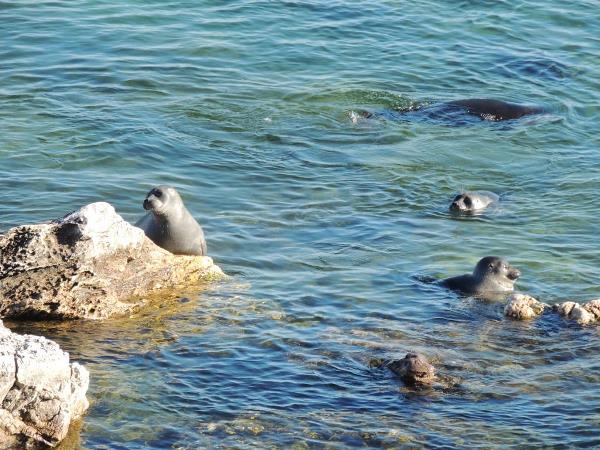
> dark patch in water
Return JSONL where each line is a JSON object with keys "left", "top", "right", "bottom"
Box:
{"left": 496, "top": 57, "right": 571, "bottom": 81}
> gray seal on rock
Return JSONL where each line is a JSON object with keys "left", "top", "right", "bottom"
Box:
{"left": 449, "top": 191, "right": 499, "bottom": 213}
{"left": 387, "top": 353, "right": 435, "bottom": 385}
{"left": 135, "top": 185, "right": 207, "bottom": 256}
{"left": 439, "top": 256, "right": 520, "bottom": 295}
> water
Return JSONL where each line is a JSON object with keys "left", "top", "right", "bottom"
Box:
{"left": 2, "top": 0, "right": 600, "bottom": 447}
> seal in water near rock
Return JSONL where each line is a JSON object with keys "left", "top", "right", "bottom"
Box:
{"left": 135, "top": 185, "right": 207, "bottom": 256}
{"left": 387, "top": 352, "right": 436, "bottom": 385}
{"left": 439, "top": 256, "right": 520, "bottom": 295}
{"left": 449, "top": 191, "right": 499, "bottom": 213}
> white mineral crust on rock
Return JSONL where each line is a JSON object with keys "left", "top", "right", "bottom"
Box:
{"left": 504, "top": 293, "right": 547, "bottom": 320}
{"left": 554, "top": 299, "right": 600, "bottom": 325}
{"left": 0, "top": 320, "right": 89, "bottom": 448}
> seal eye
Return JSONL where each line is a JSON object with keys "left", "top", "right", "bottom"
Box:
{"left": 464, "top": 197, "right": 472, "bottom": 207}
{"left": 153, "top": 190, "right": 162, "bottom": 198}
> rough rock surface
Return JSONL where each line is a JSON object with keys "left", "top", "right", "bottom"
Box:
{"left": 0, "top": 320, "right": 89, "bottom": 448}
{"left": 387, "top": 353, "right": 435, "bottom": 385}
{"left": 0, "top": 202, "right": 224, "bottom": 320}
{"left": 553, "top": 299, "right": 600, "bottom": 325}
{"left": 504, "top": 293, "right": 547, "bottom": 320}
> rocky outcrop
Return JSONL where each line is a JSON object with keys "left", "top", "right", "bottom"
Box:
{"left": 504, "top": 294, "right": 600, "bottom": 325}
{"left": 0, "top": 320, "right": 89, "bottom": 448}
{"left": 504, "top": 293, "right": 548, "bottom": 320}
{"left": 553, "top": 299, "right": 600, "bottom": 325}
{"left": 0, "top": 202, "right": 224, "bottom": 320}
{"left": 387, "top": 353, "right": 435, "bottom": 385}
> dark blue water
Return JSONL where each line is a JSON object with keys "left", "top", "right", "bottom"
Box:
{"left": 2, "top": 0, "right": 600, "bottom": 448}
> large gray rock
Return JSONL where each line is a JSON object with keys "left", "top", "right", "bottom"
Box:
{"left": 0, "top": 320, "right": 89, "bottom": 448}
{"left": 0, "top": 202, "right": 224, "bottom": 320}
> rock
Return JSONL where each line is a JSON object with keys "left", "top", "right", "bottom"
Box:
{"left": 553, "top": 300, "right": 600, "bottom": 325}
{"left": 504, "top": 293, "right": 547, "bottom": 320}
{"left": 553, "top": 301, "right": 577, "bottom": 317}
{"left": 387, "top": 353, "right": 435, "bottom": 385}
{"left": 583, "top": 299, "right": 600, "bottom": 321}
{"left": 0, "top": 202, "right": 225, "bottom": 320}
{"left": 0, "top": 320, "right": 89, "bottom": 448}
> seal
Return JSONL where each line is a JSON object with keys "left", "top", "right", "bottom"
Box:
{"left": 135, "top": 185, "right": 207, "bottom": 256}
{"left": 359, "top": 98, "right": 543, "bottom": 124}
{"left": 443, "top": 99, "right": 543, "bottom": 121}
{"left": 387, "top": 353, "right": 435, "bottom": 385}
{"left": 439, "top": 256, "right": 520, "bottom": 295}
{"left": 449, "top": 191, "right": 499, "bottom": 213}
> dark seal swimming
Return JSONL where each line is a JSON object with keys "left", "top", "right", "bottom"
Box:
{"left": 441, "top": 99, "right": 543, "bottom": 121}
{"left": 359, "top": 98, "right": 544, "bottom": 124}
{"left": 135, "top": 185, "right": 207, "bottom": 256}
{"left": 439, "top": 256, "right": 521, "bottom": 295}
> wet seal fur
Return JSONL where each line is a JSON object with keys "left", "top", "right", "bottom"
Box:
{"left": 439, "top": 256, "right": 520, "bottom": 295}
{"left": 449, "top": 191, "right": 499, "bottom": 213}
{"left": 135, "top": 185, "right": 207, "bottom": 256}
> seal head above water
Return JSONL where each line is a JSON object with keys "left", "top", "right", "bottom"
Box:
{"left": 135, "top": 185, "right": 207, "bottom": 256}
{"left": 449, "top": 191, "right": 499, "bottom": 213}
{"left": 439, "top": 256, "right": 520, "bottom": 295}
{"left": 387, "top": 353, "right": 435, "bottom": 385}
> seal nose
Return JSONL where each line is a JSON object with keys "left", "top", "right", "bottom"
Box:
{"left": 143, "top": 198, "right": 150, "bottom": 210}
{"left": 508, "top": 268, "right": 521, "bottom": 280}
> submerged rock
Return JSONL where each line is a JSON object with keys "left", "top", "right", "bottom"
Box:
{"left": 504, "top": 293, "right": 547, "bottom": 320}
{"left": 553, "top": 299, "right": 600, "bottom": 325}
{"left": 0, "top": 202, "right": 224, "bottom": 320}
{"left": 387, "top": 353, "right": 435, "bottom": 385}
{"left": 0, "top": 320, "right": 89, "bottom": 448}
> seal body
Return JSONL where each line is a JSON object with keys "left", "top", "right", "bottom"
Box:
{"left": 449, "top": 191, "right": 499, "bottom": 213}
{"left": 387, "top": 353, "right": 435, "bottom": 385}
{"left": 135, "top": 185, "right": 207, "bottom": 256}
{"left": 444, "top": 99, "right": 543, "bottom": 121}
{"left": 439, "top": 256, "right": 520, "bottom": 295}
{"left": 360, "top": 98, "right": 543, "bottom": 124}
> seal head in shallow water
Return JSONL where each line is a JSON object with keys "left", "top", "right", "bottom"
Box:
{"left": 387, "top": 353, "right": 435, "bottom": 385}
{"left": 135, "top": 185, "right": 207, "bottom": 256}
{"left": 439, "top": 256, "right": 520, "bottom": 295}
{"left": 449, "top": 191, "right": 499, "bottom": 213}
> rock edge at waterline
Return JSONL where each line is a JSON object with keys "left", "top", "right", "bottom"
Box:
{"left": 504, "top": 293, "right": 548, "bottom": 320}
{"left": 0, "top": 319, "right": 89, "bottom": 448}
{"left": 553, "top": 299, "right": 600, "bottom": 325}
{"left": 504, "top": 294, "right": 600, "bottom": 326}
{"left": 0, "top": 202, "right": 224, "bottom": 320}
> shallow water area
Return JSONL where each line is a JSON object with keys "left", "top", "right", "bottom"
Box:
{"left": 2, "top": 0, "right": 600, "bottom": 448}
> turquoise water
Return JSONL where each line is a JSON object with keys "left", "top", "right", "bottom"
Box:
{"left": 2, "top": 0, "right": 600, "bottom": 447}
